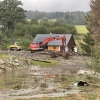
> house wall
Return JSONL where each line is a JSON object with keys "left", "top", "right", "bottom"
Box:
{"left": 48, "top": 46, "right": 69, "bottom": 52}
{"left": 48, "top": 46, "right": 60, "bottom": 51}
{"left": 68, "top": 36, "right": 76, "bottom": 47}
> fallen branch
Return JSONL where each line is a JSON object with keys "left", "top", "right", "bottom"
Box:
{"left": 31, "top": 59, "right": 51, "bottom": 63}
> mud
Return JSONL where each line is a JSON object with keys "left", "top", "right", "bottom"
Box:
{"left": 0, "top": 50, "right": 91, "bottom": 100}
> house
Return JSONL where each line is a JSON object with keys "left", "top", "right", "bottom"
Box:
{"left": 32, "top": 34, "right": 77, "bottom": 52}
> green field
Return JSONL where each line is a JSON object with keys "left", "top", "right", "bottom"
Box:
{"left": 38, "top": 19, "right": 56, "bottom": 23}
{"left": 74, "top": 25, "right": 88, "bottom": 40}
{"left": 27, "top": 19, "right": 31, "bottom": 21}
{"left": 49, "top": 19, "right": 57, "bottom": 22}
{"left": 74, "top": 25, "right": 88, "bottom": 53}
{"left": 75, "top": 25, "right": 88, "bottom": 34}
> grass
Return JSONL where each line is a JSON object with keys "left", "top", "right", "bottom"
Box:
{"left": 74, "top": 25, "right": 88, "bottom": 53}
{"left": 75, "top": 25, "right": 88, "bottom": 34}
{"left": 31, "top": 60, "right": 57, "bottom": 67}
{"left": 9, "top": 94, "right": 99, "bottom": 100}
{"left": 0, "top": 54, "right": 10, "bottom": 58}
{"left": 0, "top": 78, "right": 22, "bottom": 89}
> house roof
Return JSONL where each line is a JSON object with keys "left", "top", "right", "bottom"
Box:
{"left": 33, "top": 34, "right": 73, "bottom": 46}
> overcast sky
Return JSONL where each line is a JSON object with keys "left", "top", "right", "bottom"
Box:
{"left": 0, "top": 0, "right": 90, "bottom": 12}
{"left": 20, "top": 0, "right": 90, "bottom": 12}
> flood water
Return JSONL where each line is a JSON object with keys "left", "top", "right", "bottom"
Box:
{"left": 0, "top": 66, "right": 91, "bottom": 99}
{"left": 0, "top": 67, "right": 29, "bottom": 81}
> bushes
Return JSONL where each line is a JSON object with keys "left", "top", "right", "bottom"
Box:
{"left": 19, "top": 39, "right": 31, "bottom": 50}
{"left": 19, "top": 34, "right": 33, "bottom": 50}
{"left": 0, "top": 19, "right": 77, "bottom": 50}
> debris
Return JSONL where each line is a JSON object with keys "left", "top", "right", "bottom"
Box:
{"left": 50, "top": 51, "right": 57, "bottom": 58}
{"left": 63, "top": 52, "right": 69, "bottom": 59}
{"left": 74, "top": 81, "right": 89, "bottom": 86}
{"left": 77, "top": 70, "right": 93, "bottom": 75}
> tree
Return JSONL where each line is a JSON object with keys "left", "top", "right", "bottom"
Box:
{"left": 84, "top": 0, "right": 100, "bottom": 74}
{"left": 56, "top": 17, "right": 65, "bottom": 24}
{"left": 51, "top": 21, "right": 61, "bottom": 27}
{"left": 0, "top": 0, "right": 26, "bottom": 29}
{"left": 40, "top": 17, "right": 49, "bottom": 24}
{"left": 80, "top": 0, "right": 100, "bottom": 54}
{"left": 86, "top": 0, "right": 100, "bottom": 45}
{"left": 80, "top": 32, "right": 94, "bottom": 54}
{"left": 50, "top": 26, "right": 67, "bottom": 34}
{"left": 30, "top": 19, "right": 39, "bottom": 25}
{"left": 0, "top": 32, "right": 4, "bottom": 41}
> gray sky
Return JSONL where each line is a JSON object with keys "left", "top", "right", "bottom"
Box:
{"left": 0, "top": 0, "right": 90, "bottom": 12}
{"left": 20, "top": 0, "right": 90, "bottom": 12}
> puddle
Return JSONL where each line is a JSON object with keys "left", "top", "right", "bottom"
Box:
{"left": 0, "top": 65, "right": 91, "bottom": 99}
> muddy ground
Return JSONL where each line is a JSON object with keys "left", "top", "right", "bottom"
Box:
{"left": 0, "top": 50, "right": 100, "bottom": 100}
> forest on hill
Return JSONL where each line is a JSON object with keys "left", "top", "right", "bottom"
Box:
{"left": 26, "top": 10, "right": 88, "bottom": 25}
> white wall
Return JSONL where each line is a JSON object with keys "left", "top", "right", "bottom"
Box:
{"left": 74, "top": 46, "right": 77, "bottom": 52}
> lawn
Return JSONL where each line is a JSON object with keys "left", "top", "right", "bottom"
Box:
{"left": 74, "top": 25, "right": 88, "bottom": 53}
{"left": 74, "top": 25, "right": 88, "bottom": 41}
{"left": 75, "top": 25, "right": 88, "bottom": 34}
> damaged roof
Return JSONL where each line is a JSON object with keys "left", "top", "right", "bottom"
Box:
{"left": 33, "top": 34, "right": 74, "bottom": 46}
